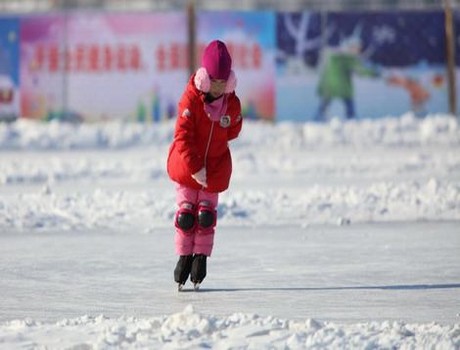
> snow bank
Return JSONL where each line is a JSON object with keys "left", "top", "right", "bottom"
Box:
{"left": 0, "top": 118, "right": 174, "bottom": 150}
{"left": 1, "top": 305, "right": 458, "bottom": 349}
{"left": 1, "top": 178, "right": 458, "bottom": 231}
{"left": 0, "top": 114, "right": 459, "bottom": 231}
{"left": 0, "top": 113, "right": 458, "bottom": 150}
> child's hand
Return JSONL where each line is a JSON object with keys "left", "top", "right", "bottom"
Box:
{"left": 192, "top": 168, "right": 207, "bottom": 187}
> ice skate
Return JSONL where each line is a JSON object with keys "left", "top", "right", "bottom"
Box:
{"left": 174, "top": 255, "right": 193, "bottom": 291}
{"left": 190, "top": 254, "right": 207, "bottom": 288}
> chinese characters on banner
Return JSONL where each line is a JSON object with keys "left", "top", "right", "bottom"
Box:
{"left": 20, "top": 12, "right": 188, "bottom": 122}
{"left": 19, "top": 11, "right": 275, "bottom": 122}
{"left": 30, "top": 44, "right": 143, "bottom": 72}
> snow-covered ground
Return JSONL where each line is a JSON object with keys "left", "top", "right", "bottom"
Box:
{"left": 0, "top": 113, "right": 459, "bottom": 348}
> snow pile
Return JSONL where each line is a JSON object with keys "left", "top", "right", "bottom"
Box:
{"left": 0, "top": 177, "right": 458, "bottom": 231}
{"left": 1, "top": 305, "right": 458, "bottom": 349}
{"left": 1, "top": 113, "right": 460, "bottom": 231}
{"left": 0, "top": 113, "right": 458, "bottom": 150}
{"left": 0, "top": 118, "right": 174, "bottom": 150}
{"left": 219, "top": 178, "right": 460, "bottom": 226}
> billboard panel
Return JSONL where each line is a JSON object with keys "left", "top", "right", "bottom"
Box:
{"left": 20, "top": 12, "right": 188, "bottom": 122}
{"left": 277, "top": 11, "right": 450, "bottom": 121}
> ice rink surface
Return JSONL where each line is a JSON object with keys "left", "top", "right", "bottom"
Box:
{"left": 1, "top": 222, "right": 459, "bottom": 325}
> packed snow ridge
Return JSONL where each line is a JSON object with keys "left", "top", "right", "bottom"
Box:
{"left": 0, "top": 113, "right": 459, "bottom": 150}
{"left": 0, "top": 113, "right": 459, "bottom": 231}
{"left": 1, "top": 305, "right": 459, "bottom": 349}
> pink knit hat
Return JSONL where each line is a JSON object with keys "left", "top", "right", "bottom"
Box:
{"left": 201, "top": 40, "right": 232, "bottom": 80}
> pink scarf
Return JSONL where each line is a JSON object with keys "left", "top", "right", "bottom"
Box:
{"left": 204, "top": 95, "right": 228, "bottom": 122}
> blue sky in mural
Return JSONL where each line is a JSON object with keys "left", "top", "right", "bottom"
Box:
{"left": 276, "top": 12, "right": 323, "bottom": 67}
{"left": 329, "top": 11, "right": 446, "bottom": 66}
{"left": 0, "top": 17, "right": 20, "bottom": 85}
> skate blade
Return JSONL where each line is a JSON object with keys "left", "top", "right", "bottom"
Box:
{"left": 178, "top": 283, "right": 185, "bottom": 292}
{"left": 193, "top": 283, "right": 201, "bottom": 291}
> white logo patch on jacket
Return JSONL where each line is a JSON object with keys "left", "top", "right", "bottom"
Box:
{"left": 220, "top": 115, "right": 231, "bottom": 128}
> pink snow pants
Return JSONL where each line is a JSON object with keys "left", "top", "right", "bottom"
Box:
{"left": 174, "top": 183, "right": 218, "bottom": 257}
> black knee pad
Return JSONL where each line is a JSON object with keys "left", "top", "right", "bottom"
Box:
{"left": 175, "top": 202, "right": 195, "bottom": 232}
{"left": 197, "top": 201, "right": 216, "bottom": 229}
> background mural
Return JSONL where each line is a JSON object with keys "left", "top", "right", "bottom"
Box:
{"left": 276, "top": 10, "right": 452, "bottom": 121}
{"left": 0, "top": 9, "right": 458, "bottom": 123}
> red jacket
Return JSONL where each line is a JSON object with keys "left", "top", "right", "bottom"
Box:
{"left": 167, "top": 75, "right": 242, "bottom": 193}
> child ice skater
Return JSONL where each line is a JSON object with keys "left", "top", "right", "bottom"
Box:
{"left": 166, "top": 40, "right": 243, "bottom": 290}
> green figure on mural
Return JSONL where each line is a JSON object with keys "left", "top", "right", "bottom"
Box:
{"left": 315, "top": 29, "right": 380, "bottom": 121}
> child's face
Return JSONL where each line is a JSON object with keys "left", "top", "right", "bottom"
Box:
{"left": 209, "top": 79, "right": 227, "bottom": 98}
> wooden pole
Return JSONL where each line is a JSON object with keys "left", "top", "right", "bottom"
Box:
{"left": 444, "top": 0, "right": 457, "bottom": 117}
{"left": 187, "top": 0, "right": 197, "bottom": 78}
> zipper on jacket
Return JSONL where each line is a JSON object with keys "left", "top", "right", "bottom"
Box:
{"left": 203, "top": 121, "right": 215, "bottom": 187}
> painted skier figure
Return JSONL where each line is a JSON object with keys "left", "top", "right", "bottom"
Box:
{"left": 167, "top": 40, "right": 242, "bottom": 290}
{"left": 315, "top": 34, "right": 380, "bottom": 121}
